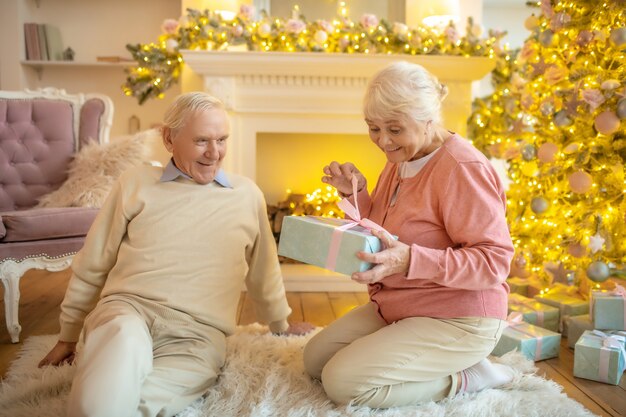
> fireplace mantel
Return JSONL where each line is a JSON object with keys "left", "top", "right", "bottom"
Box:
{"left": 182, "top": 50, "right": 495, "bottom": 291}
{"left": 183, "top": 50, "right": 494, "bottom": 180}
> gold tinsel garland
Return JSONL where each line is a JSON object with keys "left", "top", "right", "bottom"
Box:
{"left": 123, "top": 5, "right": 507, "bottom": 104}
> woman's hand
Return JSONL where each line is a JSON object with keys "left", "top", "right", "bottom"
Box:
{"left": 38, "top": 341, "right": 77, "bottom": 367}
{"left": 322, "top": 162, "right": 366, "bottom": 197}
{"left": 351, "top": 229, "right": 411, "bottom": 285}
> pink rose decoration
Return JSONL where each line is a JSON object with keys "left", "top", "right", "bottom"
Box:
{"left": 238, "top": 4, "right": 255, "bottom": 20}
{"left": 544, "top": 66, "right": 567, "bottom": 85}
{"left": 360, "top": 14, "right": 379, "bottom": 30}
{"left": 161, "top": 18, "right": 180, "bottom": 35}
{"left": 444, "top": 26, "right": 460, "bottom": 43}
{"left": 319, "top": 20, "right": 334, "bottom": 33}
{"left": 540, "top": 0, "right": 554, "bottom": 18}
{"left": 519, "top": 42, "right": 537, "bottom": 62}
{"left": 393, "top": 22, "right": 408, "bottom": 36}
{"left": 582, "top": 89, "right": 606, "bottom": 110}
{"left": 550, "top": 12, "right": 571, "bottom": 31}
{"left": 231, "top": 24, "right": 244, "bottom": 37}
{"left": 285, "top": 19, "right": 306, "bottom": 34}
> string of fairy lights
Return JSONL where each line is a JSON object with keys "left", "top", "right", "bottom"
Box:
{"left": 123, "top": 3, "right": 507, "bottom": 104}
{"left": 468, "top": 0, "right": 625, "bottom": 286}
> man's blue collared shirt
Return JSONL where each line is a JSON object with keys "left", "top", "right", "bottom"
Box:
{"left": 159, "top": 159, "right": 232, "bottom": 188}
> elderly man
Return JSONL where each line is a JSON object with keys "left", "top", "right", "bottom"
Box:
{"left": 39, "top": 92, "right": 309, "bottom": 417}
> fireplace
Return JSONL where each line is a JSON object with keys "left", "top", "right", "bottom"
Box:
{"left": 182, "top": 50, "right": 494, "bottom": 291}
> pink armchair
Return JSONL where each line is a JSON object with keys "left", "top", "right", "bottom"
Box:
{"left": 0, "top": 88, "right": 113, "bottom": 342}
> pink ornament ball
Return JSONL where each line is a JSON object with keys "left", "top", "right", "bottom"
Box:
{"left": 537, "top": 142, "right": 559, "bottom": 163}
{"left": 568, "top": 170, "right": 593, "bottom": 194}
{"left": 594, "top": 111, "right": 620, "bottom": 135}
{"left": 567, "top": 243, "right": 586, "bottom": 258}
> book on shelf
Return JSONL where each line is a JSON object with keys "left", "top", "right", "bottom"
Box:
{"left": 24, "top": 23, "right": 40, "bottom": 60}
{"left": 37, "top": 24, "right": 49, "bottom": 61}
{"left": 23, "top": 23, "right": 63, "bottom": 61}
{"left": 44, "top": 24, "right": 63, "bottom": 60}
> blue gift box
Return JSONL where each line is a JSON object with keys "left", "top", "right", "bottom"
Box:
{"left": 573, "top": 330, "right": 626, "bottom": 385}
{"left": 491, "top": 321, "right": 561, "bottom": 361}
{"left": 590, "top": 290, "right": 626, "bottom": 331}
{"left": 278, "top": 215, "right": 383, "bottom": 276}
{"left": 567, "top": 314, "right": 594, "bottom": 349}
{"left": 508, "top": 293, "right": 560, "bottom": 332}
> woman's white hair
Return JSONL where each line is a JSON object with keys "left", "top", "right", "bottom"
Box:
{"left": 163, "top": 92, "right": 225, "bottom": 133}
{"left": 363, "top": 61, "right": 448, "bottom": 125}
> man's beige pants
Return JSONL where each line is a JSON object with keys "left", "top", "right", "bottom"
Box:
{"left": 303, "top": 302, "right": 505, "bottom": 408}
{"left": 67, "top": 297, "right": 226, "bottom": 417}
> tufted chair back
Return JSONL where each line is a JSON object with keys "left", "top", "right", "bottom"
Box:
{"left": 0, "top": 95, "right": 108, "bottom": 211}
{"left": 0, "top": 88, "right": 113, "bottom": 343}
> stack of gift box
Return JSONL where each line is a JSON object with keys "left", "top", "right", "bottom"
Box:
{"left": 492, "top": 277, "right": 626, "bottom": 385}
{"left": 572, "top": 287, "right": 626, "bottom": 385}
{"left": 277, "top": 214, "right": 626, "bottom": 386}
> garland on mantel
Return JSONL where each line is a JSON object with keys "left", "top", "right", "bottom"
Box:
{"left": 123, "top": 4, "right": 508, "bottom": 104}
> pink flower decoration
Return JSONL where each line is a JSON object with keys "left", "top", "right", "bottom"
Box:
{"left": 550, "top": 12, "right": 571, "bottom": 31}
{"left": 360, "top": 14, "right": 379, "bottom": 29}
{"left": 238, "top": 4, "right": 255, "bottom": 20}
{"left": 285, "top": 19, "right": 306, "bottom": 34}
{"left": 540, "top": 0, "right": 554, "bottom": 18}
{"left": 519, "top": 42, "right": 537, "bottom": 61}
{"left": 444, "top": 26, "right": 460, "bottom": 43}
{"left": 582, "top": 89, "right": 606, "bottom": 110}
{"left": 544, "top": 66, "right": 567, "bottom": 85}
{"left": 161, "top": 18, "right": 180, "bottom": 35}
{"left": 319, "top": 20, "right": 335, "bottom": 34}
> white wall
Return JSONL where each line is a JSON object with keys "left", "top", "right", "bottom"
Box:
{"left": 0, "top": 0, "right": 182, "bottom": 139}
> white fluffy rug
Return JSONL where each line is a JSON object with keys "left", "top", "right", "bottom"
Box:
{"left": 0, "top": 324, "right": 597, "bottom": 417}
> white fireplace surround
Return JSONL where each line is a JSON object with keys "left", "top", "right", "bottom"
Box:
{"left": 182, "top": 50, "right": 494, "bottom": 291}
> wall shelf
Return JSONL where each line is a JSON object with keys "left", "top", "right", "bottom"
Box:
{"left": 21, "top": 60, "right": 134, "bottom": 80}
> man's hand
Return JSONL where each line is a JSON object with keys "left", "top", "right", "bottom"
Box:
{"left": 277, "top": 322, "right": 316, "bottom": 336}
{"left": 351, "top": 229, "right": 410, "bottom": 285}
{"left": 38, "top": 341, "right": 77, "bottom": 368}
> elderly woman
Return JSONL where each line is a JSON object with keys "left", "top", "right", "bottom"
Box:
{"left": 303, "top": 61, "right": 515, "bottom": 408}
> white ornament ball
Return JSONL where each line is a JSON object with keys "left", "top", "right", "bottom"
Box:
{"left": 530, "top": 196, "right": 549, "bottom": 214}
{"left": 314, "top": 30, "right": 328, "bottom": 44}
{"left": 568, "top": 170, "right": 593, "bottom": 194}
{"left": 609, "top": 27, "right": 626, "bottom": 49}
{"left": 258, "top": 23, "right": 272, "bottom": 37}
{"left": 594, "top": 111, "right": 620, "bottom": 135}
{"left": 165, "top": 39, "right": 179, "bottom": 52}
{"left": 586, "top": 261, "right": 610, "bottom": 282}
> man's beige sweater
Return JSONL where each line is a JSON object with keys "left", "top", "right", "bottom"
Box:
{"left": 59, "top": 165, "right": 291, "bottom": 342}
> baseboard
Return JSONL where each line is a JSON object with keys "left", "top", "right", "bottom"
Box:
{"left": 281, "top": 264, "right": 367, "bottom": 292}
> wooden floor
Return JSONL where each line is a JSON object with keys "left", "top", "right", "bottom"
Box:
{"left": 1, "top": 269, "right": 624, "bottom": 416}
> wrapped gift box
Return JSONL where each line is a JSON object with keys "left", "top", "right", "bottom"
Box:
{"left": 508, "top": 293, "right": 559, "bottom": 332}
{"left": 507, "top": 277, "right": 544, "bottom": 298}
{"left": 567, "top": 314, "right": 594, "bottom": 349}
{"left": 590, "top": 289, "right": 626, "bottom": 331}
{"left": 534, "top": 292, "right": 589, "bottom": 335}
{"left": 507, "top": 277, "right": 529, "bottom": 296}
{"left": 278, "top": 215, "right": 383, "bottom": 276}
{"left": 573, "top": 330, "right": 626, "bottom": 385}
{"left": 491, "top": 321, "right": 561, "bottom": 361}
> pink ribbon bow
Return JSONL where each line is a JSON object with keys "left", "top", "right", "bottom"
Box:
{"left": 505, "top": 312, "right": 543, "bottom": 361}
{"left": 325, "top": 176, "right": 390, "bottom": 271}
{"left": 588, "top": 330, "right": 626, "bottom": 383}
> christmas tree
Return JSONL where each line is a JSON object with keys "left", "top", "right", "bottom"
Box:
{"left": 468, "top": 0, "right": 626, "bottom": 289}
